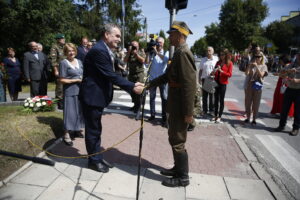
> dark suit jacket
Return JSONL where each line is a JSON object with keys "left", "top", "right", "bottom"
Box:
{"left": 76, "top": 45, "right": 88, "bottom": 63}
{"left": 80, "top": 40, "right": 134, "bottom": 108}
{"left": 23, "top": 51, "right": 50, "bottom": 81}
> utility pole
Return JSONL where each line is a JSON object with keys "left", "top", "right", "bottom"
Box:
{"left": 121, "top": 0, "right": 125, "bottom": 49}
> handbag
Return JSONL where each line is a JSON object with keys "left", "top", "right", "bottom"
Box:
{"left": 252, "top": 81, "right": 263, "bottom": 90}
{"left": 203, "top": 76, "right": 218, "bottom": 93}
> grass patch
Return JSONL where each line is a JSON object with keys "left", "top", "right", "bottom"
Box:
{"left": 0, "top": 106, "right": 63, "bottom": 180}
{"left": 21, "top": 81, "right": 56, "bottom": 93}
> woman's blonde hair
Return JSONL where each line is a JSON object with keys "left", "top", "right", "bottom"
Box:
{"left": 63, "top": 43, "right": 77, "bottom": 56}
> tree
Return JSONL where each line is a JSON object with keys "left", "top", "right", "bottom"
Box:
{"left": 191, "top": 37, "right": 207, "bottom": 57}
{"left": 205, "top": 23, "right": 232, "bottom": 53}
{"left": 265, "top": 21, "right": 295, "bottom": 53}
{"left": 219, "top": 0, "right": 268, "bottom": 51}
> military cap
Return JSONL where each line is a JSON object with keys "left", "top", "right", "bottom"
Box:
{"left": 55, "top": 33, "right": 65, "bottom": 39}
{"left": 91, "top": 39, "right": 97, "bottom": 42}
{"left": 167, "top": 21, "right": 193, "bottom": 36}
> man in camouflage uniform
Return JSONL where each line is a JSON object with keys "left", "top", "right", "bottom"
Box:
{"left": 124, "top": 41, "right": 146, "bottom": 113}
{"left": 147, "top": 21, "right": 196, "bottom": 187}
{"left": 49, "top": 33, "right": 66, "bottom": 109}
{"left": 188, "top": 83, "right": 202, "bottom": 131}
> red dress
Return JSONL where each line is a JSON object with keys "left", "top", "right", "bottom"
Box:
{"left": 270, "top": 77, "right": 294, "bottom": 117}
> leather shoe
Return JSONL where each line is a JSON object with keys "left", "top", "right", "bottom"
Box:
{"left": 88, "top": 162, "right": 109, "bottom": 173}
{"left": 162, "top": 176, "right": 190, "bottom": 187}
{"left": 147, "top": 116, "right": 155, "bottom": 121}
{"left": 101, "top": 159, "right": 114, "bottom": 168}
{"left": 187, "top": 124, "right": 195, "bottom": 131}
{"left": 274, "top": 126, "right": 284, "bottom": 132}
{"left": 290, "top": 129, "right": 299, "bottom": 136}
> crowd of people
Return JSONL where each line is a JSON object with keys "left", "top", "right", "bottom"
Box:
{"left": 0, "top": 20, "right": 299, "bottom": 188}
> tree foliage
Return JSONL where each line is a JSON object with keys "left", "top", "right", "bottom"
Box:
{"left": 0, "top": 0, "right": 143, "bottom": 56}
{"left": 219, "top": 0, "right": 268, "bottom": 51}
{"left": 191, "top": 37, "right": 207, "bottom": 57}
{"left": 265, "top": 21, "right": 295, "bottom": 53}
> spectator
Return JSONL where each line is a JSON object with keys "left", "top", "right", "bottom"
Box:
{"left": 37, "top": 43, "right": 43, "bottom": 52}
{"left": 274, "top": 52, "right": 300, "bottom": 136}
{"left": 0, "top": 52, "right": 6, "bottom": 102}
{"left": 76, "top": 36, "right": 89, "bottom": 62}
{"left": 59, "top": 43, "right": 84, "bottom": 146}
{"left": 3, "top": 48, "right": 22, "bottom": 101}
{"left": 23, "top": 41, "right": 50, "bottom": 97}
{"left": 212, "top": 49, "right": 233, "bottom": 123}
{"left": 270, "top": 54, "right": 294, "bottom": 117}
{"left": 244, "top": 52, "right": 268, "bottom": 125}
{"left": 49, "top": 33, "right": 66, "bottom": 109}
{"left": 91, "top": 39, "right": 97, "bottom": 46}
{"left": 114, "top": 46, "right": 127, "bottom": 78}
{"left": 199, "top": 46, "right": 218, "bottom": 116}
{"left": 124, "top": 41, "right": 146, "bottom": 114}
{"left": 87, "top": 42, "right": 93, "bottom": 50}
{"left": 145, "top": 37, "right": 168, "bottom": 124}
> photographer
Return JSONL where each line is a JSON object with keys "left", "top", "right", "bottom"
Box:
{"left": 145, "top": 37, "right": 169, "bottom": 124}
{"left": 124, "top": 41, "right": 146, "bottom": 113}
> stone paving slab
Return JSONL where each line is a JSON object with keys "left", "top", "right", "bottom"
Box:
{"left": 186, "top": 173, "right": 230, "bottom": 200}
{"left": 139, "top": 168, "right": 185, "bottom": 200}
{"left": 93, "top": 164, "right": 146, "bottom": 199}
{"left": 224, "top": 177, "right": 275, "bottom": 200}
{"left": 0, "top": 182, "right": 45, "bottom": 200}
{"left": 10, "top": 163, "right": 60, "bottom": 187}
{"left": 37, "top": 176, "right": 96, "bottom": 200}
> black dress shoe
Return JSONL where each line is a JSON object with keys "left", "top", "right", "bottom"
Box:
{"left": 88, "top": 162, "right": 109, "bottom": 173}
{"left": 101, "top": 159, "right": 114, "bottom": 168}
{"left": 74, "top": 131, "right": 84, "bottom": 138}
{"left": 187, "top": 124, "right": 195, "bottom": 131}
{"left": 274, "top": 126, "right": 284, "bottom": 132}
{"left": 290, "top": 129, "right": 299, "bottom": 136}
{"left": 147, "top": 116, "right": 155, "bottom": 121}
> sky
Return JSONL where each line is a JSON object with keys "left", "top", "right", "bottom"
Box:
{"left": 136, "top": 0, "right": 300, "bottom": 47}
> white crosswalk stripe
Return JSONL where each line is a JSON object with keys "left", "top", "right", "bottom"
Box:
{"left": 256, "top": 135, "right": 300, "bottom": 184}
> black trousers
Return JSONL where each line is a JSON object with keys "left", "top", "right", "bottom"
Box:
{"left": 82, "top": 102, "right": 104, "bottom": 163}
{"left": 279, "top": 88, "right": 300, "bottom": 130}
{"left": 30, "top": 79, "right": 47, "bottom": 97}
{"left": 214, "top": 83, "right": 227, "bottom": 118}
{"left": 202, "top": 79, "right": 214, "bottom": 113}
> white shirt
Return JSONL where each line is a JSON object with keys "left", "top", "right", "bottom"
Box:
{"left": 199, "top": 55, "right": 218, "bottom": 79}
{"left": 149, "top": 50, "right": 169, "bottom": 80}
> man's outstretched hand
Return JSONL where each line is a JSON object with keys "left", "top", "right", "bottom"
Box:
{"left": 133, "top": 82, "right": 144, "bottom": 94}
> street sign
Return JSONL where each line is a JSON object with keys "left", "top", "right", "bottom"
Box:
{"left": 266, "top": 43, "right": 272, "bottom": 48}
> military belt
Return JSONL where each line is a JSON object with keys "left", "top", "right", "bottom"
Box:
{"left": 169, "top": 81, "right": 181, "bottom": 88}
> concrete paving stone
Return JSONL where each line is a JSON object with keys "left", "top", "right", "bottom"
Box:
{"left": 62, "top": 158, "right": 104, "bottom": 182}
{"left": 93, "top": 164, "right": 146, "bottom": 199}
{"left": 224, "top": 177, "right": 275, "bottom": 200}
{"left": 88, "top": 192, "right": 135, "bottom": 200}
{"left": 44, "top": 155, "right": 75, "bottom": 173}
{"left": 0, "top": 182, "right": 46, "bottom": 200}
{"left": 37, "top": 175, "right": 97, "bottom": 200}
{"left": 186, "top": 173, "right": 230, "bottom": 200}
{"left": 10, "top": 163, "right": 61, "bottom": 187}
{"left": 139, "top": 168, "right": 185, "bottom": 200}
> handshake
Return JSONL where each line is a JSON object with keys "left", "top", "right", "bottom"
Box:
{"left": 133, "top": 82, "right": 145, "bottom": 94}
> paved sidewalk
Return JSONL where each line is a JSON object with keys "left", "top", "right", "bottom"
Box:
{"left": 0, "top": 111, "right": 278, "bottom": 200}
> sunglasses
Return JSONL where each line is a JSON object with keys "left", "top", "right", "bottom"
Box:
{"left": 255, "top": 56, "right": 262, "bottom": 58}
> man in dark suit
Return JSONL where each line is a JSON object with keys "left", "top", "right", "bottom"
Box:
{"left": 24, "top": 41, "right": 50, "bottom": 97}
{"left": 76, "top": 36, "right": 89, "bottom": 63}
{"left": 80, "top": 23, "right": 144, "bottom": 173}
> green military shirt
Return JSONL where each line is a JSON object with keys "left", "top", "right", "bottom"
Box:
{"left": 49, "top": 43, "right": 65, "bottom": 68}
{"left": 127, "top": 50, "right": 146, "bottom": 75}
{"left": 149, "top": 43, "right": 197, "bottom": 116}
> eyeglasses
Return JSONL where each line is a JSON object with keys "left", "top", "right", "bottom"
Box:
{"left": 255, "top": 56, "right": 262, "bottom": 58}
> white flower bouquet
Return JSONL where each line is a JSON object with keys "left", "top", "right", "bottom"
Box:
{"left": 23, "top": 96, "right": 56, "bottom": 113}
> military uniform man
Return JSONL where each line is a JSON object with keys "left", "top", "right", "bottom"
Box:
{"left": 124, "top": 41, "right": 146, "bottom": 113}
{"left": 147, "top": 21, "right": 196, "bottom": 187}
{"left": 49, "top": 33, "right": 66, "bottom": 109}
{"left": 188, "top": 83, "right": 202, "bottom": 131}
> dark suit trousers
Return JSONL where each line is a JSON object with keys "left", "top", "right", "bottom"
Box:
{"left": 82, "top": 102, "right": 104, "bottom": 163}
{"left": 30, "top": 79, "right": 47, "bottom": 97}
{"left": 279, "top": 88, "right": 300, "bottom": 130}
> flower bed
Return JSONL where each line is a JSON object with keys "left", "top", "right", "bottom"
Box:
{"left": 23, "top": 96, "right": 56, "bottom": 113}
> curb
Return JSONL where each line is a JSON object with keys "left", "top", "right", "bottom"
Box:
{"left": 0, "top": 137, "right": 62, "bottom": 187}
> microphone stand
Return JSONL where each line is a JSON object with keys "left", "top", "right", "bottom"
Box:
{"left": 135, "top": 52, "right": 155, "bottom": 200}
{"left": 0, "top": 150, "right": 55, "bottom": 166}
